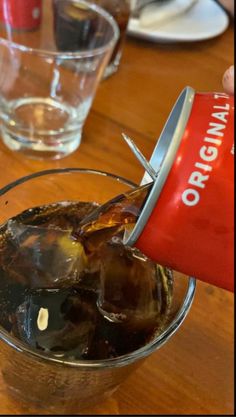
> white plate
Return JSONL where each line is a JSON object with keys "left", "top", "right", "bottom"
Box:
{"left": 128, "top": 0, "right": 229, "bottom": 43}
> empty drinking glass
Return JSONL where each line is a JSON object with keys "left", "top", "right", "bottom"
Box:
{"left": 0, "top": 0, "right": 119, "bottom": 159}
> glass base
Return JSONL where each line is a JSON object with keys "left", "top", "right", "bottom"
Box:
{"left": 103, "top": 52, "right": 122, "bottom": 79}
{"left": 103, "top": 62, "right": 119, "bottom": 79}
{"left": 1, "top": 127, "right": 81, "bottom": 160}
{"left": 0, "top": 97, "right": 83, "bottom": 159}
{"left": 4, "top": 382, "right": 118, "bottom": 414}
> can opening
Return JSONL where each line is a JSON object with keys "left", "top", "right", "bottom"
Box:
{"left": 125, "top": 86, "right": 195, "bottom": 246}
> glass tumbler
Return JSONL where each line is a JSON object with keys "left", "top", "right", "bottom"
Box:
{"left": 0, "top": 1, "right": 119, "bottom": 159}
{"left": 0, "top": 169, "right": 196, "bottom": 414}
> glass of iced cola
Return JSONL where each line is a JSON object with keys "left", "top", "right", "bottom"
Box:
{"left": 0, "top": 169, "right": 196, "bottom": 413}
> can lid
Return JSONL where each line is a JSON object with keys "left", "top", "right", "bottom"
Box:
{"left": 125, "top": 86, "right": 195, "bottom": 246}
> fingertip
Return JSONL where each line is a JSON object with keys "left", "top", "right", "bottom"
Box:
{"left": 222, "top": 66, "right": 234, "bottom": 95}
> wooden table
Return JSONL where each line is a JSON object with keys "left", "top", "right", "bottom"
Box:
{"left": 0, "top": 23, "right": 234, "bottom": 415}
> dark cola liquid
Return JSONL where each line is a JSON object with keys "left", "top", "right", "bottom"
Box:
{"left": 79, "top": 183, "right": 151, "bottom": 240}
{"left": 0, "top": 198, "right": 173, "bottom": 360}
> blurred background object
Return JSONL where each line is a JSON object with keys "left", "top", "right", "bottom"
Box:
{"left": 131, "top": 0, "right": 235, "bottom": 15}
{"left": 88, "top": 0, "right": 131, "bottom": 78}
{"left": 138, "top": 0, "right": 197, "bottom": 28}
{"left": 128, "top": 0, "right": 230, "bottom": 43}
{"left": 0, "top": 0, "right": 42, "bottom": 31}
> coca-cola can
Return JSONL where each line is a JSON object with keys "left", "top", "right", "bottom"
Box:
{"left": 126, "top": 87, "right": 234, "bottom": 292}
{"left": 0, "top": 0, "right": 42, "bottom": 31}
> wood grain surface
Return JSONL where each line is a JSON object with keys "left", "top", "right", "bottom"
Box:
{"left": 0, "top": 21, "right": 234, "bottom": 415}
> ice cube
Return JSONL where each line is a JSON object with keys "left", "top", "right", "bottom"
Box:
{"left": 12, "top": 288, "right": 97, "bottom": 358}
{"left": 97, "top": 243, "right": 163, "bottom": 328}
{"left": 2, "top": 220, "right": 88, "bottom": 289}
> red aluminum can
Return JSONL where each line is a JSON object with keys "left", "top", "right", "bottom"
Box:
{"left": 0, "top": 0, "right": 42, "bottom": 30}
{"left": 127, "top": 87, "right": 234, "bottom": 292}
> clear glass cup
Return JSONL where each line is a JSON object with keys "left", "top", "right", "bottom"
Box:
{"left": 88, "top": 0, "right": 131, "bottom": 78}
{"left": 0, "top": 169, "right": 196, "bottom": 414}
{"left": 0, "top": 1, "right": 119, "bottom": 159}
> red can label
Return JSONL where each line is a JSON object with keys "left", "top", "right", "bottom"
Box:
{"left": 0, "top": 0, "right": 42, "bottom": 30}
{"left": 136, "top": 92, "right": 234, "bottom": 291}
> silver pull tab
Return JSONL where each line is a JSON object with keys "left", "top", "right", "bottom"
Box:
{"left": 122, "top": 133, "right": 158, "bottom": 181}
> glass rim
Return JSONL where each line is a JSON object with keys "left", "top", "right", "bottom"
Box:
{"left": 0, "top": 167, "right": 137, "bottom": 196}
{"left": 0, "top": 0, "right": 120, "bottom": 59}
{"left": 0, "top": 168, "right": 196, "bottom": 370}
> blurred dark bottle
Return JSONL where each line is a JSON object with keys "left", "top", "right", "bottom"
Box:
{"left": 91, "top": 0, "right": 131, "bottom": 77}
{"left": 53, "top": 0, "right": 105, "bottom": 52}
{"left": 0, "top": 0, "right": 42, "bottom": 31}
{"left": 53, "top": 0, "right": 131, "bottom": 77}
